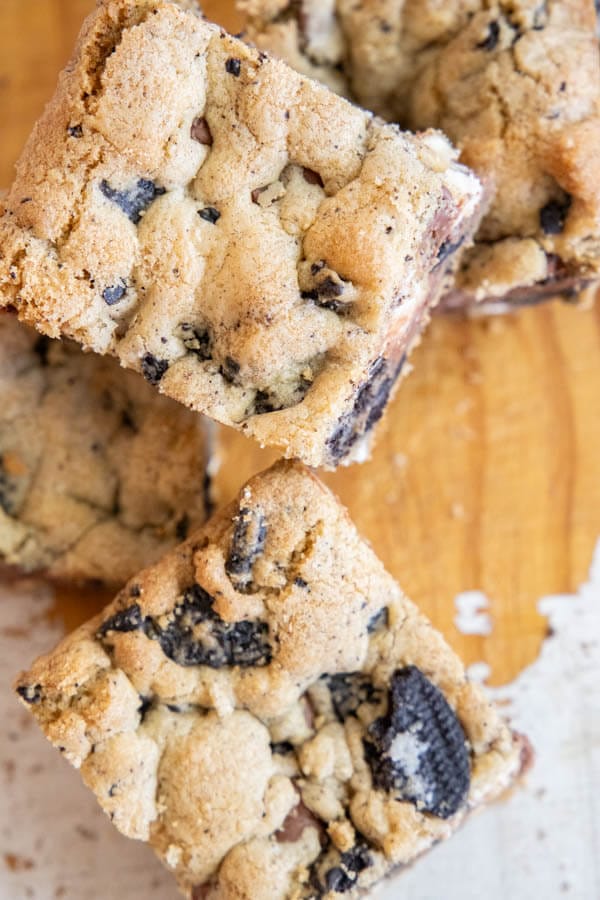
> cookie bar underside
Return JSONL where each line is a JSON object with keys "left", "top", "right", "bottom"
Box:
{"left": 0, "top": 313, "right": 211, "bottom": 585}
{"left": 0, "top": 0, "right": 483, "bottom": 468}
{"left": 242, "top": 0, "right": 600, "bottom": 309}
{"left": 16, "top": 460, "right": 527, "bottom": 899}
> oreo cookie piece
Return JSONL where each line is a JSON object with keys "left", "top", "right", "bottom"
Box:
{"left": 102, "top": 280, "right": 128, "bottom": 305}
{"left": 99, "top": 178, "right": 166, "bottom": 225}
{"left": 327, "top": 355, "right": 406, "bottom": 463}
{"left": 16, "top": 684, "right": 43, "bottom": 705}
{"left": 476, "top": 20, "right": 500, "bottom": 51}
{"left": 141, "top": 354, "right": 169, "bottom": 385}
{"left": 326, "top": 673, "right": 382, "bottom": 722}
{"left": 98, "top": 585, "right": 272, "bottom": 670}
{"left": 540, "top": 194, "right": 572, "bottom": 235}
{"left": 225, "top": 505, "right": 268, "bottom": 593}
{"left": 364, "top": 666, "right": 470, "bottom": 819}
{"left": 97, "top": 604, "right": 145, "bottom": 636}
{"left": 180, "top": 324, "right": 212, "bottom": 360}
{"left": 0, "top": 455, "right": 19, "bottom": 515}
{"left": 310, "top": 841, "right": 373, "bottom": 895}
{"left": 154, "top": 585, "right": 272, "bottom": 668}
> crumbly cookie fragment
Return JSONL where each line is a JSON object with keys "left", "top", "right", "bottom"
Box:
{"left": 243, "top": 0, "right": 600, "bottom": 308}
{"left": 0, "top": 314, "right": 211, "bottom": 585}
{"left": 16, "top": 461, "right": 528, "bottom": 898}
{"left": 0, "top": 0, "right": 483, "bottom": 467}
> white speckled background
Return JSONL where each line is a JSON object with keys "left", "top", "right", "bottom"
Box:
{"left": 1, "top": 542, "right": 598, "bottom": 900}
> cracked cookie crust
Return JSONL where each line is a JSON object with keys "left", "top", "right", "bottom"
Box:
{"left": 0, "top": 313, "right": 211, "bottom": 585}
{"left": 16, "top": 460, "right": 528, "bottom": 899}
{"left": 0, "top": 0, "right": 483, "bottom": 468}
{"left": 242, "top": 0, "right": 600, "bottom": 309}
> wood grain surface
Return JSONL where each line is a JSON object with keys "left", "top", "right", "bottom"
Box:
{"left": 0, "top": 0, "right": 598, "bottom": 689}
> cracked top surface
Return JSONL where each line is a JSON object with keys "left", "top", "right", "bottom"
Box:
{"left": 243, "top": 0, "right": 600, "bottom": 306}
{"left": 16, "top": 461, "right": 525, "bottom": 899}
{"left": 0, "top": 0, "right": 483, "bottom": 467}
{"left": 0, "top": 313, "right": 210, "bottom": 585}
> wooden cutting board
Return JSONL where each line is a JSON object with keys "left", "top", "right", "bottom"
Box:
{"left": 1, "top": 0, "right": 599, "bottom": 691}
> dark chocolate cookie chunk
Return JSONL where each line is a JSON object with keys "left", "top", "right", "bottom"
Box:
{"left": 98, "top": 585, "right": 272, "bottom": 670}
{"left": 225, "top": 506, "right": 268, "bottom": 593}
{"left": 327, "top": 355, "right": 406, "bottom": 463}
{"left": 367, "top": 607, "right": 389, "bottom": 634}
{"left": 0, "top": 455, "right": 20, "bottom": 515}
{"left": 16, "top": 683, "right": 43, "bottom": 705}
{"left": 253, "top": 374, "right": 312, "bottom": 416}
{"left": 141, "top": 353, "right": 169, "bottom": 385}
{"left": 326, "top": 673, "right": 382, "bottom": 722}
{"left": 540, "top": 194, "right": 572, "bottom": 235}
{"left": 310, "top": 841, "right": 373, "bottom": 896}
{"left": 102, "top": 280, "right": 128, "bottom": 305}
{"left": 219, "top": 356, "right": 241, "bottom": 385}
{"left": 270, "top": 740, "right": 295, "bottom": 755}
{"left": 99, "top": 178, "right": 166, "bottom": 224}
{"left": 476, "top": 20, "right": 500, "bottom": 51}
{"left": 98, "top": 604, "right": 145, "bottom": 636}
{"left": 180, "top": 324, "right": 212, "bottom": 360}
{"left": 364, "top": 666, "right": 470, "bottom": 819}
{"left": 302, "top": 271, "right": 350, "bottom": 314}
{"left": 155, "top": 585, "right": 272, "bottom": 668}
{"left": 253, "top": 389, "right": 283, "bottom": 415}
{"left": 225, "top": 57, "right": 242, "bottom": 76}
{"left": 198, "top": 206, "right": 221, "bottom": 224}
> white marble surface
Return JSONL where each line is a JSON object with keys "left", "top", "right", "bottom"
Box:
{"left": 1, "top": 543, "right": 599, "bottom": 900}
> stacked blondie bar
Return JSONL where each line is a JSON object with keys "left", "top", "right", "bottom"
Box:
{"left": 242, "top": 0, "right": 600, "bottom": 310}
{"left": 1, "top": 0, "right": 597, "bottom": 897}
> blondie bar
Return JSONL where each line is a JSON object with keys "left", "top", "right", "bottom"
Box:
{"left": 16, "top": 460, "right": 528, "bottom": 899}
{"left": 0, "top": 313, "right": 211, "bottom": 585}
{"left": 0, "top": 0, "right": 483, "bottom": 467}
{"left": 243, "top": 0, "right": 600, "bottom": 308}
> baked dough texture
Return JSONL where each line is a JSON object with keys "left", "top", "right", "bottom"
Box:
{"left": 16, "top": 460, "right": 528, "bottom": 899}
{"left": 0, "top": 0, "right": 483, "bottom": 467}
{"left": 0, "top": 313, "right": 211, "bottom": 585}
{"left": 242, "top": 0, "right": 600, "bottom": 309}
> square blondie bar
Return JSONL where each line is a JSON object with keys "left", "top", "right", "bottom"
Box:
{"left": 243, "top": 0, "right": 600, "bottom": 309}
{"left": 16, "top": 460, "right": 528, "bottom": 899}
{"left": 0, "top": 0, "right": 483, "bottom": 467}
{"left": 0, "top": 313, "right": 211, "bottom": 585}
